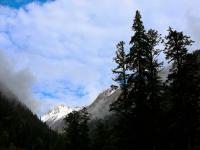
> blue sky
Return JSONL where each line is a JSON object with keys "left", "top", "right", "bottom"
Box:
{"left": 0, "top": 0, "right": 200, "bottom": 114}
{"left": 0, "top": 0, "right": 49, "bottom": 8}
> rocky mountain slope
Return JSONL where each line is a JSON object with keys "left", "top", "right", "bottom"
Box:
{"left": 41, "top": 87, "right": 121, "bottom": 132}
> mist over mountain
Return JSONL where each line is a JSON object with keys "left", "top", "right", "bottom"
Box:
{"left": 0, "top": 50, "right": 39, "bottom": 113}
{"left": 41, "top": 87, "right": 121, "bottom": 132}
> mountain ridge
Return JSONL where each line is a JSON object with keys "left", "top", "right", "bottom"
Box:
{"left": 41, "top": 87, "right": 121, "bottom": 132}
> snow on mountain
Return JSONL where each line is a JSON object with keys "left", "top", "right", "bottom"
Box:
{"left": 41, "top": 104, "right": 77, "bottom": 132}
{"left": 41, "top": 104, "right": 72, "bottom": 123}
{"left": 41, "top": 87, "right": 121, "bottom": 132}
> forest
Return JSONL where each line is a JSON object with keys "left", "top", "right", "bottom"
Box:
{"left": 1, "top": 10, "right": 200, "bottom": 150}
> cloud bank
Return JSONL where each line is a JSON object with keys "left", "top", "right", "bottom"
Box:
{"left": 0, "top": 50, "right": 38, "bottom": 113}
{"left": 0, "top": 0, "right": 200, "bottom": 114}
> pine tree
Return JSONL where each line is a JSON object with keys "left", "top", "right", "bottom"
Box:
{"left": 122, "top": 10, "right": 151, "bottom": 150}
{"left": 164, "top": 28, "right": 194, "bottom": 150}
{"left": 164, "top": 27, "right": 193, "bottom": 76}
{"left": 110, "top": 11, "right": 163, "bottom": 150}
{"left": 127, "top": 11, "right": 164, "bottom": 150}
{"left": 91, "top": 121, "right": 107, "bottom": 150}
{"left": 110, "top": 41, "right": 129, "bottom": 112}
{"left": 64, "top": 111, "right": 81, "bottom": 150}
{"left": 180, "top": 51, "right": 200, "bottom": 150}
{"left": 128, "top": 10, "right": 150, "bottom": 111}
{"left": 112, "top": 41, "right": 128, "bottom": 91}
{"left": 79, "top": 108, "right": 90, "bottom": 150}
{"left": 145, "top": 29, "right": 163, "bottom": 150}
{"left": 64, "top": 108, "right": 90, "bottom": 150}
{"left": 146, "top": 29, "right": 163, "bottom": 110}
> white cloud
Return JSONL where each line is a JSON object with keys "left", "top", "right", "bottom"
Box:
{"left": 0, "top": 0, "right": 200, "bottom": 114}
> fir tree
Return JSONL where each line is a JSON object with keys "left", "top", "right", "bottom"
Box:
{"left": 164, "top": 27, "right": 193, "bottom": 76}
{"left": 64, "top": 108, "right": 90, "bottom": 150}
{"left": 145, "top": 29, "right": 163, "bottom": 150}
{"left": 110, "top": 41, "right": 129, "bottom": 112}
{"left": 180, "top": 51, "right": 200, "bottom": 150}
{"left": 112, "top": 41, "right": 128, "bottom": 91}
{"left": 146, "top": 29, "right": 163, "bottom": 110}
{"left": 164, "top": 28, "right": 194, "bottom": 150}
{"left": 65, "top": 111, "right": 81, "bottom": 150}
{"left": 79, "top": 108, "right": 90, "bottom": 150}
{"left": 128, "top": 10, "right": 150, "bottom": 111}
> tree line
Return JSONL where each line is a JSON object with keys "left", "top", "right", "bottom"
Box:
{"left": 0, "top": 91, "right": 66, "bottom": 150}
{"left": 64, "top": 10, "right": 200, "bottom": 150}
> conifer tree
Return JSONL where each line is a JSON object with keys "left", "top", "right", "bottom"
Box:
{"left": 164, "top": 28, "right": 194, "bottom": 150}
{"left": 128, "top": 10, "right": 150, "bottom": 111}
{"left": 64, "top": 111, "right": 80, "bottom": 150}
{"left": 146, "top": 29, "right": 163, "bottom": 111}
{"left": 145, "top": 29, "right": 163, "bottom": 150}
{"left": 110, "top": 41, "right": 129, "bottom": 112}
{"left": 181, "top": 51, "right": 200, "bottom": 150}
{"left": 79, "top": 108, "right": 90, "bottom": 150}
{"left": 164, "top": 27, "right": 193, "bottom": 76}
{"left": 91, "top": 121, "right": 107, "bottom": 150}
{"left": 112, "top": 41, "right": 128, "bottom": 91}
{"left": 64, "top": 108, "right": 90, "bottom": 150}
{"left": 127, "top": 11, "right": 163, "bottom": 150}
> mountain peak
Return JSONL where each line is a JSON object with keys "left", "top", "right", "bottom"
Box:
{"left": 41, "top": 87, "right": 121, "bottom": 132}
{"left": 41, "top": 104, "right": 73, "bottom": 123}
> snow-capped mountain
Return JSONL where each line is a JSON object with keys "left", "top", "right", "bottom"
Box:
{"left": 41, "top": 104, "right": 72, "bottom": 123}
{"left": 41, "top": 104, "right": 80, "bottom": 132}
{"left": 41, "top": 87, "right": 121, "bottom": 132}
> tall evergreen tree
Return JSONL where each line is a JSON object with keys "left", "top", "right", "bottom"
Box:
{"left": 110, "top": 11, "right": 164, "bottom": 150}
{"left": 64, "top": 108, "right": 90, "bottom": 150}
{"left": 164, "top": 28, "right": 194, "bottom": 150}
{"left": 110, "top": 10, "right": 152, "bottom": 150}
{"left": 128, "top": 10, "right": 150, "bottom": 112}
{"left": 112, "top": 41, "right": 128, "bottom": 91}
{"left": 64, "top": 111, "right": 80, "bottom": 150}
{"left": 180, "top": 51, "right": 200, "bottom": 150}
{"left": 79, "top": 108, "right": 90, "bottom": 150}
{"left": 146, "top": 29, "right": 163, "bottom": 110}
{"left": 164, "top": 27, "right": 193, "bottom": 76}
{"left": 110, "top": 41, "right": 129, "bottom": 112}
{"left": 145, "top": 29, "right": 163, "bottom": 150}
{"left": 127, "top": 11, "right": 164, "bottom": 150}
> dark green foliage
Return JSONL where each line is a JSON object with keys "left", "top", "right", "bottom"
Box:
{"left": 110, "top": 41, "right": 129, "bottom": 112}
{"left": 0, "top": 91, "right": 65, "bottom": 150}
{"left": 112, "top": 41, "right": 128, "bottom": 91}
{"left": 61, "top": 10, "right": 200, "bottom": 150}
{"left": 180, "top": 51, "right": 200, "bottom": 150}
{"left": 104, "top": 10, "right": 200, "bottom": 150}
{"left": 146, "top": 29, "right": 163, "bottom": 111}
{"left": 164, "top": 27, "right": 194, "bottom": 75}
{"left": 90, "top": 120, "right": 108, "bottom": 150}
{"left": 162, "top": 28, "right": 195, "bottom": 150}
{"left": 128, "top": 10, "right": 151, "bottom": 114}
{"left": 129, "top": 10, "right": 149, "bottom": 80}
{"left": 64, "top": 107, "right": 90, "bottom": 150}
{"left": 109, "top": 10, "right": 164, "bottom": 150}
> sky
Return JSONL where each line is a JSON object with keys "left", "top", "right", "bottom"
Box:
{"left": 0, "top": 0, "right": 200, "bottom": 115}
